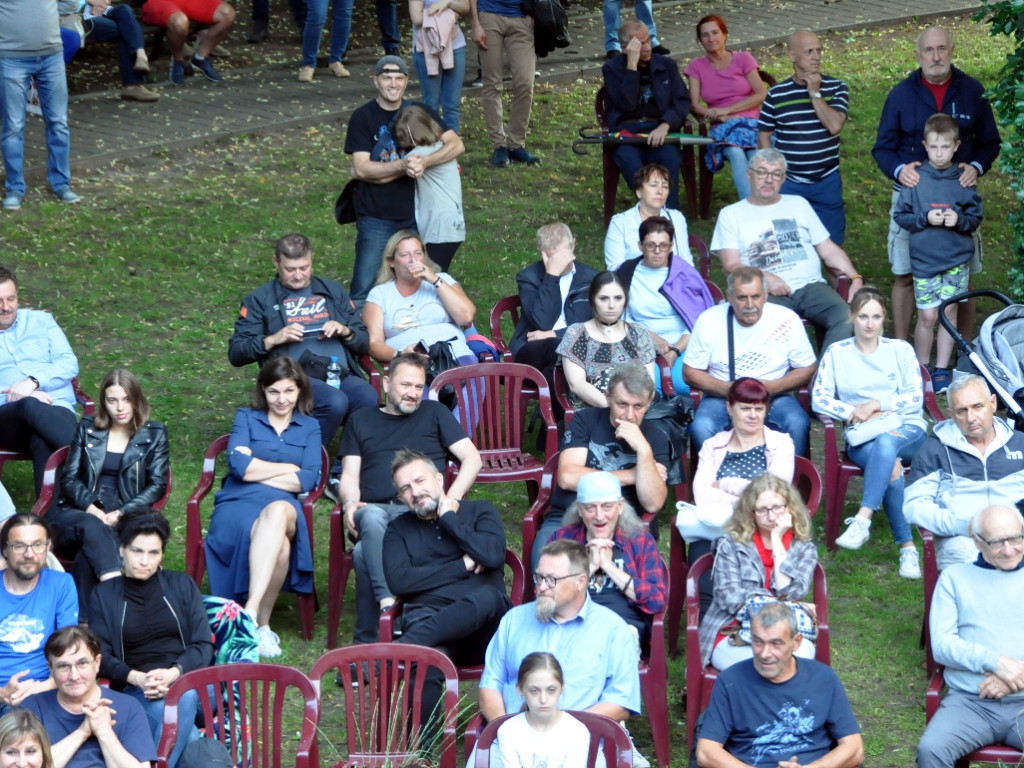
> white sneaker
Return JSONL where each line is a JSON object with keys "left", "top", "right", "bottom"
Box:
{"left": 899, "top": 547, "right": 922, "bottom": 579}
{"left": 836, "top": 516, "right": 871, "bottom": 550}
{"left": 257, "top": 625, "right": 282, "bottom": 657}
{"left": 623, "top": 727, "right": 650, "bottom": 768}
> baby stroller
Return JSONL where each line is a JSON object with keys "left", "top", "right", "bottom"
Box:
{"left": 940, "top": 288, "right": 1024, "bottom": 430}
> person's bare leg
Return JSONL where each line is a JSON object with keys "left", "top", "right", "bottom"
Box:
{"left": 196, "top": 2, "right": 236, "bottom": 56}
{"left": 936, "top": 304, "right": 958, "bottom": 369}
{"left": 244, "top": 500, "right": 296, "bottom": 626}
{"left": 167, "top": 11, "right": 189, "bottom": 60}
{"left": 957, "top": 293, "right": 976, "bottom": 343}
{"left": 914, "top": 307, "right": 937, "bottom": 366}
{"left": 892, "top": 274, "right": 914, "bottom": 342}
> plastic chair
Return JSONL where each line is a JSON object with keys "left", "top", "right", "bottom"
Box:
{"left": 184, "top": 434, "right": 329, "bottom": 641}
{"left": 310, "top": 644, "right": 460, "bottom": 768}
{"left": 596, "top": 85, "right": 697, "bottom": 225}
{"left": 0, "top": 377, "right": 95, "bottom": 477}
{"left": 666, "top": 455, "right": 821, "bottom": 658}
{"left": 684, "top": 552, "right": 830, "bottom": 750}
{"left": 815, "top": 363, "right": 945, "bottom": 551}
{"left": 428, "top": 363, "right": 558, "bottom": 505}
{"left": 695, "top": 70, "right": 777, "bottom": 220}
{"left": 488, "top": 295, "right": 522, "bottom": 359}
{"left": 474, "top": 711, "right": 632, "bottom": 768}
{"left": 155, "top": 662, "right": 319, "bottom": 768}
{"left": 640, "top": 558, "right": 671, "bottom": 768}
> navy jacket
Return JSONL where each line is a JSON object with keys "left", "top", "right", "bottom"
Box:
{"left": 602, "top": 54, "right": 691, "bottom": 133}
{"left": 872, "top": 66, "right": 1001, "bottom": 190}
{"left": 510, "top": 261, "right": 598, "bottom": 359}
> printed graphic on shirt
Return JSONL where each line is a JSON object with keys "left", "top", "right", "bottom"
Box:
{"left": 282, "top": 294, "right": 330, "bottom": 332}
{"left": 752, "top": 699, "right": 816, "bottom": 763}
{"left": 0, "top": 613, "right": 44, "bottom": 654}
{"left": 740, "top": 220, "right": 813, "bottom": 274}
{"left": 586, "top": 440, "right": 638, "bottom": 471}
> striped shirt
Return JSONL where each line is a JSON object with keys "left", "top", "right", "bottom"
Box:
{"left": 758, "top": 75, "right": 849, "bottom": 183}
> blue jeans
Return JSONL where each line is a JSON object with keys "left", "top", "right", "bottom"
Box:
{"left": 689, "top": 394, "right": 808, "bottom": 455}
{"left": 124, "top": 686, "right": 201, "bottom": 768}
{"left": 844, "top": 423, "right": 926, "bottom": 544}
{"left": 375, "top": 0, "right": 400, "bottom": 49}
{"left": 352, "top": 502, "right": 408, "bottom": 643}
{"left": 413, "top": 46, "right": 466, "bottom": 135}
{"left": 351, "top": 215, "right": 417, "bottom": 303}
{"left": 781, "top": 171, "right": 845, "bottom": 244}
{"left": 88, "top": 5, "right": 147, "bottom": 86}
{"left": 0, "top": 52, "right": 71, "bottom": 197}
{"left": 723, "top": 144, "right": 753, "bottom": 200}
{"left": 602, "top": 0, "right": 659, "bottom": 51}
{"left": 301, "top": 0, "right": 352, "bottom": 66}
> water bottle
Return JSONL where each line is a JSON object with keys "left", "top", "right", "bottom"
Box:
{"left": 326, "top": 356, "right": 342, "bottom": 389}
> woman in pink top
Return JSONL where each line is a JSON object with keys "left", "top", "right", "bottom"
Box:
{"left": 683, "top": 15, "right": 767, "bottom": 200}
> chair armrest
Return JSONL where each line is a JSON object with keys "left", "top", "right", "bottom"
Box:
{"left": 378, "top": 600, "right": 405, "bottom": 642}
{"left": 925, "top": 668, "right": 945, "bottom": 721}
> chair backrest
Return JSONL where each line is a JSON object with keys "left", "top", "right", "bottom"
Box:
{"left": 595, "top": 86, "right": 609, "bottom": 132}
{"left": 474, "top": 711, "right": 632, "bottom": 768}
{"left": 310, "top": 644, "right": 461, "bottom": 768}
{"left": 793, "top": 455, "right": 822, "bottom": 516}
{"left": 521, "top": 451, "right": 561, "bottom": 591}
{"left": 156, "top": 662, "right": 319, "bottom": 768}
{"left": 489, "top": 295, "right": 522, "bottom": 358}
{"left": 920, "top": 363, "right": 945, "bottom": 422}
{"left": 689, "top": 234, "right": 712, "bottom": 281}
{"left": 428, "top": 362, "right": 558, "bottom": 459}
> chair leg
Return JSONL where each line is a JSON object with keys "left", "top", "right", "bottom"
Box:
{"left": 681, "top": 144, "right": 698, "bottom": 220}
{"left": 299, "top": 591, "right": 316, "bottom": 641}
{"left": 641, "top": 672, "right": 671, "bottom": 768}
{"left": 327, "top": 552, "right": 354, "bottom": 649}
{"left": 667, "top": 527, "right": 685, "bottom": 658}
{"left": 602, "top": 149, "right": 619, "bottom": 226}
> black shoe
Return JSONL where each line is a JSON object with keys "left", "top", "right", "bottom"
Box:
{"left": 652, "top": 44, "right": 671, "bottom": 55}
{"left": 606, "top": 49, "right": 621, "bottom": 59}
{"left": 491, "top": 147, "right": 510, "bottom": 167}
{"left": 471, "top": 68, "right": 482, "bottom": 87}
{"left": 384, "top": 45, "right": 401, "bottom": 56}
{"left": 247, "top": 19, "right": 269, "bottom": 43}
{"left": 509, "top": 147, "right": 541, "bottom": 166}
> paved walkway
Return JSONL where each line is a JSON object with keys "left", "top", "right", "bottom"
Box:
{"left": 20, "top": 0, "right": 981, "bottom": 174}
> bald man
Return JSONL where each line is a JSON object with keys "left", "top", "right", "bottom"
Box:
{"left": 758, "top": 30, "right": 849, "bottom": 245}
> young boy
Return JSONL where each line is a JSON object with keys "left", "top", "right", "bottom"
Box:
{"left": 894, "top": 113, "right": 983, "bottom": 394}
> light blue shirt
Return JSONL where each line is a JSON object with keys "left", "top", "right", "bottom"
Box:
{"left": 0, "top": 309, "right": 78, "bottom": 411}
{"left": 480, "top": 596, "right": 641, "bottom": 715}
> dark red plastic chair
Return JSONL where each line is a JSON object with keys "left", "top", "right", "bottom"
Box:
{"left": 816, "top": 363, "right": 945, "bottom": 550}
{"left": 474, "top": 711, "right": 633, "bottom": 768}
{"left": 667, "top": 455, "right": 821, "bottom": 657}
{"left": 0, "top": 377, "right": 95, "bottom": 478}
{"left": 428, "top": 363, "right": 558, "bottom": 505}
{"left": 155, "top": 662, "right": 319, "bottom": 768}
{"left": 640, "top": 558, "right": 671, "bottom": 768}
{"left": 310, "top": 644, "right": 460, "bottom": 768}
{"left": 684, "top": 553, "right": 831, "bottom": 750}
{"left": 185, "top": 434, "right": 329, "bottom": 641}
{"left": 488, "top": 295, "right": 522, "bottom": 359}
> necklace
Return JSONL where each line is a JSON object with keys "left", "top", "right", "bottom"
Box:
{"left": 595, "top": 318, "right": 620, "bottom": 337}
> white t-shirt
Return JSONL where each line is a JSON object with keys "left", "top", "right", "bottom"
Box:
{"left": 686, "top": 302, "right": 816, "bottom": 382}
{"left": 710, "top": 195, "right": 829, "bottom": 292}
{"left": 493, "top": 712, "right": 591, "bottom": 768}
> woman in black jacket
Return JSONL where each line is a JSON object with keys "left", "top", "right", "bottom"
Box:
{"left": 52, "top": 368, "right": 169, "bottom": 616}
{"left": 90, "top": 509, "right": 213, "bottom": 768}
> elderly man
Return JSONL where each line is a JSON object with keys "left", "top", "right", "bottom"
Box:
{"left": 0, "top": 514, "right": 79, "bottom": 709}
{"left": 22, "top": 626, "right": 154, "bottom": 768}
{"left": 711, "top": 148, "right": 862, "bottom": 354}
{"left": 534, "top": 362, "right": 668, "bottom": 567}
{"left": 905, "top": 374, "right": 1024, "bottom": 570}
{"left": 228, "top": 232, "right": 378, "bottom": 479}
{"left": 343, "top": 56, "right": 464, "bottom": 302}
{"left": 918, "top": 505, "right": 1024, "bottom": 767}
{"left": 872, "top": 26, "right": 1001, "bottom": 352}
{"left": 0, "top": 267, "right": 80, "bottom": 495}
{"left": 337, "top": 352, "right": 482, "bottom": 645}
{"left": 758, "top": 30, "right": 849, "bottom": 244}
{"left": 511, "top": 223, "right": 598, "bottom": 395}
{"left": 684, "top": 266, "right": 817, "bottom": 455}
{"left": 602, "top": 21, "right": 691, "bottom": 211}
{"left": 696, "top": 601, "right": 863, "bottom": 768}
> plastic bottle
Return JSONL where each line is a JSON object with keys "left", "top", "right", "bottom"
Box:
{"left": 326, "top": 356, "right": 342, "bottom": 389}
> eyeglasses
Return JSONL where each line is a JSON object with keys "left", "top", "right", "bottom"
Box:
{"left": 754, "top": 504, "right": 787, "bottom": 518}
{"left": 750, "top": 168, "right": 786, "bottom": 181}
{"left": 7, "top": 540, "right": 48, "bottom": 555}
{"left": 641, "top": 242, "right": 672, "bottom": 253}
{"left": 53, "top": 658, "right": 96, "bottom": 676}
{"left": 532, "top": 573, "right": 583, "bottom": 589}
{"left": 975, "top": 534, "right": 1024, "bottom": 549}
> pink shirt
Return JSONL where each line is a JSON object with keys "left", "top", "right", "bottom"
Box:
{"left": 683, "top": 50, "right": 760, "bottom": 120}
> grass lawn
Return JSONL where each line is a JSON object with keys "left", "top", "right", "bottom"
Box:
{"left": 0, "top": 11, "right": 1019, "bottom": 767}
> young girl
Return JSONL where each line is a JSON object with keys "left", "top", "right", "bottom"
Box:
{"left": 492, "top": 652, "right": 590, "bottom": 768}
{"left": 393, "top": 105, "right": 465, "bottom": 272}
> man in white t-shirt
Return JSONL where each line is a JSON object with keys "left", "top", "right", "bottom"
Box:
{"left": 711, "top": 148, "right": 863, "bottom": 353}
{"left": 683, "top": 266, "right": 817, "bottom": 454}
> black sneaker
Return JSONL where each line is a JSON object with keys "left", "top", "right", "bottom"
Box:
{"left": 491, "top": 147, "right": 510, "bottom": 167}
{"left": 324, "top": 476, "right": 340, "bottom": 504}
{"left": 247, "top": 19, "right": 269, "bottom": 43}
{"left": 509, "top": 147, "right": 541, "bottom": 166}
{"left": 471, "top": 69, "right": 482, "bottom": 87}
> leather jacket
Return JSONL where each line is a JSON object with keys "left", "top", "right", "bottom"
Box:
{"left": 59, "top": 416, "right": 170, "bottom": 514}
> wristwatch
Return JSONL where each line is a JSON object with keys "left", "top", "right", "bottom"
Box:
{"left": 810, "top": 91, "right": 823, "bottom": 100}
{"left": 27, "top": 375, "right": 39, "bottom": 389}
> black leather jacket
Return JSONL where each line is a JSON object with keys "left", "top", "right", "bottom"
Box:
{"left": 59, "top": 416, "right": 170, "bottom": 513}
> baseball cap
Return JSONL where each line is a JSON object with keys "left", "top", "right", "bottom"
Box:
{"left": 375, "top": 56, "right": 408, "bottom": 76}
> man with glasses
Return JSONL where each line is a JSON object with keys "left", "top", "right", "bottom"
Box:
{"left": 917, "top": 505, "right": 1024, "bottom": 767}
{"left": 0, "top": 513, "right": 78, "bottom": 709}
{"left": 906, "top": 374, "right": 1024, "bottom": 569}
{"left": 711, "top": 148, "right": 862, "bottom": 354}
{"left": 22, "top": 625, "right": 154, "bottom": 768}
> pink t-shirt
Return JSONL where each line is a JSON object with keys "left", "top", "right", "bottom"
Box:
{"left": 683, "top": 50, "right": 760, "bottom": 120}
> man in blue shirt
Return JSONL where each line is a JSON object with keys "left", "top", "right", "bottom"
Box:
{"left": 697, "top": 601, "right": 863, "bottom": 768}
{"left": 0, "top": 267, "right": 80, "bottom": 496}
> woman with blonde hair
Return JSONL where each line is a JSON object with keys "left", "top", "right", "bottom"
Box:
{"left": 698, "top": 473, "right": 817, "bottom": 670}
{"left": 0, "top": 708, "right": 55, "bottom": 768}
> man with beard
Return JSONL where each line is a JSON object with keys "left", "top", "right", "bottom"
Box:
{"left": 0, "top": 513, "right": 79, "bottom": 709}
{"left": 337, "top": 352, "right": 482, "bottom": 645}
{"left": 479, "top": 539, "right": 640, "bottom": 724}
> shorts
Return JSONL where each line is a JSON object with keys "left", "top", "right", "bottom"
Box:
{"left": 141, "top": 0, "right": 220, "bottom": 26}
{"left": 913, "top": 262, "right": 970, "bottom": 310}
{"left": 888, "top": 190, "right": 984, "bottom": 276}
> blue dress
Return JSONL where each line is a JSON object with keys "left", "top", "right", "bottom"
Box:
{"left": 204, "top": 408, "right": 322, "bottom": 601}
